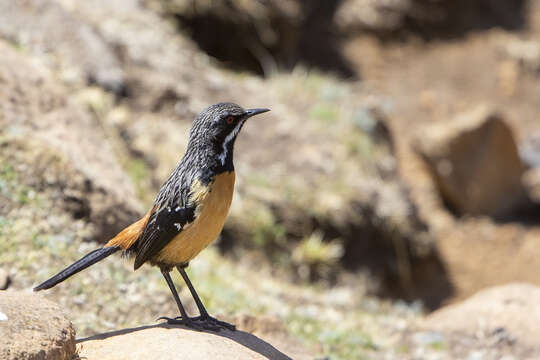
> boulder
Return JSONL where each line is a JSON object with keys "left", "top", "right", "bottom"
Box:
{"left": 416, "top": 106, "right": 528, "bottom": 218}
{"left": 520, "top": 131, "right": 540, "bottom": 203}
{"left": 416, "top": 283, "right": 540, "bottom": 357}
{"left": 520, "top": 131, "right": 540, "bottom": 169}
{"left": 335, "top": 0, "right": 526, "bottom": 34}
{"left": 0, "top": 270, "right": 9, "bottom": 290}
{"left": 335, "top": 0, "right": 411, "bottom": 32}
{"left": 77, "top": 324, "right": 305, "bottom": 360}
{"left": 524, "top": 168, "right": 540, "bottom": 203}
{"left": 0, "top": 291, "right": 76, "bottom": 360}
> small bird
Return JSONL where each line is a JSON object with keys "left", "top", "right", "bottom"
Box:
{"left": 34, "top": 102, "right": 270, "bottom": 331}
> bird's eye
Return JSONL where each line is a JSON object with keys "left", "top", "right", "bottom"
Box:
{"left": 225, "top": 116, "right": 234, "bottom": 124}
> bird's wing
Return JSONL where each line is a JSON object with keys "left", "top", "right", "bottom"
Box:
{"left": 133, "top": 172, "right": 213, "bottom": 269}
{"left": 133, "top": 202, "right": 198, "bottom": 269}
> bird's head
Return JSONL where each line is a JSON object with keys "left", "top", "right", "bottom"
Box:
{"left": 188, "top": 102, "right": 270, "bottom": 168}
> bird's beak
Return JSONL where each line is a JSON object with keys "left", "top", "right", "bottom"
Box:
{"left": 244, "top": 108, "right": 270, "bottom": 118}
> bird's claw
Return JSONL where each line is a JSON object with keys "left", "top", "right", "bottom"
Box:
{"left": 193, "top": 315, "right": 236, "bottom": 331}
{"left": 157, "top": 316, "right": 205, "bottom": 331}
{"left": 157, "top": 315, "right": 232, "bottom": 331}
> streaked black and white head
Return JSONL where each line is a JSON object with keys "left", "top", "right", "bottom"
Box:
{"left": 188, "top": 102, "right": 270, "bottom": 170}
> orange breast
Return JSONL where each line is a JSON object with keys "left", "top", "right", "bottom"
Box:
{"left": 154, "top": 171, "right": 235, "bottom": 265}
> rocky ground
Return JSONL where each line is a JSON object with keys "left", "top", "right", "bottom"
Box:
{"left": 1, "top": 0, "right": 540, "bottom": 359}
{"left": 345, "top": 6, "right": 540, "bottom": 303}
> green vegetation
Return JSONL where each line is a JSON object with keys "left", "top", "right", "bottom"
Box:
{"left": 0, "top": 162, "right": 34, "bottom": 205}
{"left": 124, "top": 157, "right": 152, "bottom": 204}
{"left": 185, "top": 248, "right": 390, "bottom": 360}
{"left": 292, "top": 231, "right": 343, "bottom": 280}
{"left": 247, "top": 207, "right": 287, "bottom": 248}
{"left": 288, "top": 311, "right": 377, "bottom": 360}
{"left": 310, "top": 103, "right": 341, "bottom": 124}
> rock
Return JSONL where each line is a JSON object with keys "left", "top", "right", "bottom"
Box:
{"left": 0, "top": 291, "right": 76, "bottom": 360}
{"left": 416, "top": 106, "right": 528, "bottom": 218}
{"left": 78, "top": 325, "right": 301, "bottom": 360}
{"left": 222, "top": 314, "right": 313, "bottom": 359}
{"left": 503, "top": 38, "right": 540, "bottom": 74}
{"left": 420, "top": 283, "right": 540, "bottom": 356}
{"left": 428, "top": 282, "right": 540, "bottom": 340}
{"left": 0, "top": 269, "right": 9, "bottom": 290}
{"left": 335, "top": 0, "right": 411, "bottom": 32}
{"left": 335, "top": 0, "right": 526, "bottom": 34}
{"left": 523, "top": 168, "right": 540, "bottom": 203}
{"left": 521, "top": 131, "right": 540, "bottom": 202}
{"left": 520, "top": 131, "right": 540, "bottom": 169}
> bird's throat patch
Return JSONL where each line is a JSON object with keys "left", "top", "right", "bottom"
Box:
{"left": 218, "top": 120, "right": 245, "bottom": 166}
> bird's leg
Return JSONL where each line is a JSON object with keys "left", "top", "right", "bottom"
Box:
{"left": 177, "top": 265, "right": 236, "bottom": 331}
{"left": 157, "top": 268, "right": 205, "bottom": 330}
{"left": 176, "top": 264, "right": 208, "bottom": 318}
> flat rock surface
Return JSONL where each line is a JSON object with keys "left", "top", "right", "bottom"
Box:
{"left": 78, "top": 324, "right": 306, "bottom": 360}
{"left": 0, "top": 291, "right": 75, "bottom": 360}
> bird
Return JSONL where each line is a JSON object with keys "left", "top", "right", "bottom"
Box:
{"left": 34, "top": 102, "right": 270, "bottom": 331}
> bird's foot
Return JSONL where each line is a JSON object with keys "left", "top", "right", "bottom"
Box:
{"left": 192, "top": 314, "right": 236, "bottom": 331}
{"left": 157, "top": 314, "right": 235, "bottom": 331}
{"left": 156, "top": 316, "right": 208, "bottom": 331}
{"left": 157, "top": 315, "right": 229, "bottom": 331}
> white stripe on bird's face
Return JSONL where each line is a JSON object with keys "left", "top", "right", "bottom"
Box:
{"left": 218, "top": 120, "right": 245, "bottom": 166}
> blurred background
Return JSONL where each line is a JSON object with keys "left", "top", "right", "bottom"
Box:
{"left": 1, "top": 0, "right": 540, "bottom": 359}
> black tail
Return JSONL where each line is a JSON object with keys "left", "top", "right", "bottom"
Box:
{"left": 33, "top": 246, "right": 120, "bottom": 291}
